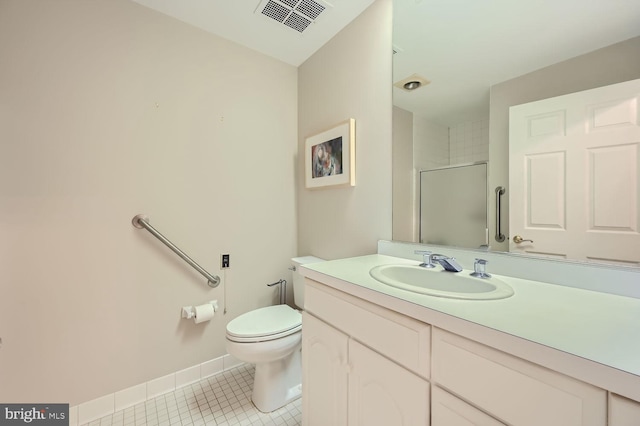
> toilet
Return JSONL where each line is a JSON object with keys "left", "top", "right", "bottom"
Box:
{"left": 225, "top": 256, "right": 323, "bottom": 413}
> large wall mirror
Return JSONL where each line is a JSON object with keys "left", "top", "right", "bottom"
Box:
{"left": 392, "top": 0, "right": 640, "bottom": 267}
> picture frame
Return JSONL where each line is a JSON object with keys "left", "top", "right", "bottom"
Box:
{"left": 305, "top": 118, "right": 355, "bottom": 189}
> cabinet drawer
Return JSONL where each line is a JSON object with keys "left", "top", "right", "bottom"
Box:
{"left": 305, "top": 278, "right": 431, "bottom": 379}
{"left": 609, "top": 394, "right": 640, "bottom": 426}
{"left": 432, "top": 386, "right": 505, "bottom": 426}
{"left": 432, "top": 328, "right": 606, "bottom": 426}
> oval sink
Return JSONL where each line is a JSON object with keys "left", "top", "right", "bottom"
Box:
{"left": 369, "top": 264, "right": 514, "bottom": 300}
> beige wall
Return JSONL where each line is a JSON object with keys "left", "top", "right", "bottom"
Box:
{"left": 0, "top": 0, "right": 298, "bottom": 404}
{"left": 392, "top": 106, "right": 415, "bottom": 242}
{"left": 297, "top": 0, "right": 393, "bottom": 259}
{"left": 489, "top": 36, "right": 640, "bottom": 251}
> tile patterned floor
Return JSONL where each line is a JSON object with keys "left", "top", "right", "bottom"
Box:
{"left": 82, "top": 365, "right": 302, "bottom": 426}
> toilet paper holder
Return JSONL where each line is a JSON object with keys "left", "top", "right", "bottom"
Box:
{"left": 267, "top": 279, "right": 287, "bottom": 305}
{"left": 182, "top": 300, "right": 218, "bottom": 321}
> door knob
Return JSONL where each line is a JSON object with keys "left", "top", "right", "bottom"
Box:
{"left": 513, "top": 235, "right": 533, "bottom": 244}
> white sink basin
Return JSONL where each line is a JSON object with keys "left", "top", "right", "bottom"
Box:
{"left": 369, "top": 264, "right": 514, "bottom": 300}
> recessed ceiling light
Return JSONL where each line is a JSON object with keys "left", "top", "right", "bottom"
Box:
{"left": 394, "top": 74, "right": 431, "bottom": 92}
{"left": 403, "top": 81, "right": 422, "bottom": 90}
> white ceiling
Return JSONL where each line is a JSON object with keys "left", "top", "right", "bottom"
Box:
{"left": 130, "top": 0, "right": 375, "bottom": 66}
{"left": 131, "top": 0, "right": 640, "bottom": 126}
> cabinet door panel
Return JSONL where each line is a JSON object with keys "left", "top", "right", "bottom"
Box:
{"left": 302, "top": 312, "right": 348, "bottom": 426}
{"left": 432, "top": 386, "right": 505, "bottom": 426}
{"left": 348, "top": 339, "right": 429, "bottom": 426}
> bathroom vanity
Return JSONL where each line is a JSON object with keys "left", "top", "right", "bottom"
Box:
{"left": 299, "top": 246, "right": 640, "bottom": 426}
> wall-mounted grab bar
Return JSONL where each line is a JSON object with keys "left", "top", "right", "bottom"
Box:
{"left": 132, "top": 214, "right": 220, "bottom": 288}
{"left": 495, "top": 186, "right": 506, "bottom": 242}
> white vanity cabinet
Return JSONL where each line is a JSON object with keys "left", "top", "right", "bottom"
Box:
{"left": 302, "top": 279, "right": 431, "bottom": 426}
{"left": 299, "top": 252, "right": 640, "bottom": 426}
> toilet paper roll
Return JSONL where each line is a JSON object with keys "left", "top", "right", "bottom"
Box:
{"left": 193, "top": 303, "right": 215, "bottom": 324}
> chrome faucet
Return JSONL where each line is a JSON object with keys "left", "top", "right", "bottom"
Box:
{"left": 430, "top": 254, "right": 463, "bottom": 272}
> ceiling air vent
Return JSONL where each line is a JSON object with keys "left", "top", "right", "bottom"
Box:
{"left": 257, "top": 0, "right": 328, "bottom": 33}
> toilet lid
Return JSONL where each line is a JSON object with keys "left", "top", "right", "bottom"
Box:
{"left": 226, "top": 305, "right": 302, "bottom": 340}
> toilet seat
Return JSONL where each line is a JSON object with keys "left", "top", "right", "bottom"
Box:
{"left": 226, "top": 305, "right": 302, "bottom": 343}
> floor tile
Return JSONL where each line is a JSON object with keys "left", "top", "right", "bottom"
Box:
{"left": 81, "top": 365, "right": 301, "bottom": 426}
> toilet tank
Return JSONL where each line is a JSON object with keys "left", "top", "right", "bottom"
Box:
{"left": 291, "top": 256, "right": 324, "bottom": 308}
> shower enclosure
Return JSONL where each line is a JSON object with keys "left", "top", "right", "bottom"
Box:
{"left": 419, "top": 162, "right": 488, "bottom": 249}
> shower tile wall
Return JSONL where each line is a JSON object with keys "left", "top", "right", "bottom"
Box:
{"left": 413, "top": 117, "right": 489, "bottom": 171}
{"left": 449, "top": 119, "right": 489, "bottom": 165}
{"left": 413, "top": 117, "right": 449, "bottom": 170}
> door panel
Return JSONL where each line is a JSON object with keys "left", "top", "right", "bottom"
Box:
{"left": 526, "top": 151, "right": 566, "bottom": 229}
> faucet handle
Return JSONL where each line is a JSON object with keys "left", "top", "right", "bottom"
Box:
{"left": 414, "top": 250, "right": 436, "bottom": 268}
{"left": 470, "top": 258, "right": 491, "bottom": 278}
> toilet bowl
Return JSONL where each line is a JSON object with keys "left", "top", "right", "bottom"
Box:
{"left": 225, "top": 256, "right": 323, "bottom": 413}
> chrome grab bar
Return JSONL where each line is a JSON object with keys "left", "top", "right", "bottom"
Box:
{"left": 495, "top": 186, "right": 506, "bottom": 242}
{"left": 132, "top": 214, "right": 220, "bottom": 288}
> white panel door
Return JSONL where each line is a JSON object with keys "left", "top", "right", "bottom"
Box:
{"left": 509, "top": 78, "right": 640, "bottom": 265}
{"left": 302, "top": 312, "right": 349, "bottom": 426}
{"left": 348, "top": 339, "right": 429, "bottom": 426}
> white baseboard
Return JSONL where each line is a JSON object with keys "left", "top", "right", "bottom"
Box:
{"left": 70, "top": 354, "right": 244, "bottom": 426}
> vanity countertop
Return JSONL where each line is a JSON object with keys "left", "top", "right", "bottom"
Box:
{"left": 300, "top": 254, "right": 640, "bottom": 401}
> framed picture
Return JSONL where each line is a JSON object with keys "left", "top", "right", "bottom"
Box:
{"left": 305, "top": 118, "right": 355, "bottom": 189}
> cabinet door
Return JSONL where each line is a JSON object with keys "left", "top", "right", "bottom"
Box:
{"left": 302, "top": 312, "right": 349, "bottom": 426}
{"left": 348, "top": 339, "right": 429, "bottom": 426}
{"left": 432, "top": 386, "right": 505, "bottom": 426}
{"left": 610, "top": 394, "right": 640, "bottom": 426}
